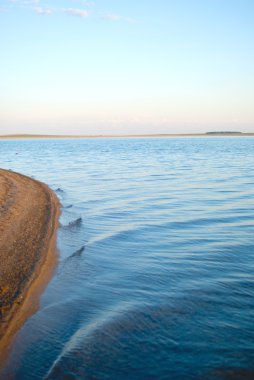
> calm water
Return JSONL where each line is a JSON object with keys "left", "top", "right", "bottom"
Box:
{"left": 1, "top": 137, "right": 254, "bottom": 380}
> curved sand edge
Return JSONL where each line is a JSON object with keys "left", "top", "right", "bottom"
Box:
{"left": 0, "top": 169, "right": 60, "bottom": 366}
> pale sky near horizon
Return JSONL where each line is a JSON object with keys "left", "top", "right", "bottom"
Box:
{"left": 1, "top": 0, "right": 254, "bottom": 135}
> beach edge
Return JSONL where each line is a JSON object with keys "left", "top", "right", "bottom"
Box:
{"left": 0, "top": 169, "right": 60, "bottom": 368}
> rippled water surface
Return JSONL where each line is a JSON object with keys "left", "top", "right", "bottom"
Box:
{"left": 1, "top": 137, "right": 254, "bottom": 380}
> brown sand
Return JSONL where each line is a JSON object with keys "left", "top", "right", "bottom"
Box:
{"left": 0, "top": 169, "right": 60, "bottom": 366}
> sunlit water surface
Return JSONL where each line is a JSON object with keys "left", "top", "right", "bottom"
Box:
{"left": 1, "top": 137, "right": 254, "bottom": 380}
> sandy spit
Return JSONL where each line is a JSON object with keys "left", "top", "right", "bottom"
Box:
{"left": 0, "top": 169, "right": 60, "bottom": 367}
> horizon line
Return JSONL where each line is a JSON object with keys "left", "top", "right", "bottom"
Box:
{"left": 1, "top": 132, "right": 254, "bottom": 139}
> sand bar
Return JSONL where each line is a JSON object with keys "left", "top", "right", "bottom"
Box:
{"left": 0, "top": 169, "right": 60, "bottom": 366}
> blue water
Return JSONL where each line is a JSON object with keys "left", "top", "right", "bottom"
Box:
{"left": 1, "top": 137, "right": 254, "bottom": 380}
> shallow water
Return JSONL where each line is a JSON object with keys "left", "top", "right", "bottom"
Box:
{"left": 1, "top": 137, "right": 254, "bottom": 380}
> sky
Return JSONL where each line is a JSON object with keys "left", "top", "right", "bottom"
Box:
{"left": 0, "top": 0, "right": 254, "bottom": 135}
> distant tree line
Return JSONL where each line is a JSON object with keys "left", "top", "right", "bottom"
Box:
{"left": 206, "top": 131, "right": 242, "bottom": 134}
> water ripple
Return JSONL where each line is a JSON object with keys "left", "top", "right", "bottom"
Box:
{"left": 1, "top": 137, "right": 254, "bottom": 379}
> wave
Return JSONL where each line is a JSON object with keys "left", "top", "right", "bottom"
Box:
{"left": 62, "top": 217, "right": 83, "bottom": 229}
{"left": 44, "top": 301, "right": 137, "bottom": 379}
{"left": 68, "top": 245, "right": 85, "bottom": 259}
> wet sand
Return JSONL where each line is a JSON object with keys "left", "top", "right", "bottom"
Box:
{"left": 0, "top": 169, "right": 60, "bottom": 366}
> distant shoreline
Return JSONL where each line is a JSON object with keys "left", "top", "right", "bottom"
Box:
{"left": 0, "top": 133, "right": 254, "bottom": 139}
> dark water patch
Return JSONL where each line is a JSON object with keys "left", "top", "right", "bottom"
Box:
{"left": 44, "top": 298, "right": 254, "bottom": 380}
{"left": 212, "top": 368, "right": 254, "bottom": 380}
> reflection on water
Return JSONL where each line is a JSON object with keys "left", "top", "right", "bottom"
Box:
{"left": 1, "top": 137, "right": 254, "bottom": 379}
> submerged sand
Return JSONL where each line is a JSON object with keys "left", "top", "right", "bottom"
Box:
{"left": 0, "top": 169, "right": 60, "bottom": 365}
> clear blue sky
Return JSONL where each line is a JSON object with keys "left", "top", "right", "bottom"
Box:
{"left": 1, "top": 0, "right": 254, "bottom": 135}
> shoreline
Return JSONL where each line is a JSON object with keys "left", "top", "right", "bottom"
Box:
{"left": 0, "top": 133, "right": 254, "bottom": 139}
{"left": 0, "top": 169, "right": 60, "bottom": 368}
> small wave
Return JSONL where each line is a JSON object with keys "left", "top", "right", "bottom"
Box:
{"left": 63, "top": 217, "right": 82, "bottom": 229}
{"left": 44, "top": 301, "right": 136, "bottom": 379}
{"left": 55, "top": 187, "right": 64, "bottom": 193}
{"left": 88, "top": 223, "right": 142, "bottom": 245}
{"left": 69, "top": 245, "right": 85, "bottom": 259}
{"left": 64, "top": 204, "right": 73, "bottom": 209}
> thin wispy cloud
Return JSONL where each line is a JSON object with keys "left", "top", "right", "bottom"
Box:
{"left": 102, "top": 12, "right": 121, "bottom": 21}
{"left": 102, "top": 12, "right": 137, "bottom": 24}
{"left": 8, "top": 0, "right": 40, "bottom": 5}
{"left": 62, "top": 8, "right": 89, "bottom": 17}
{"left": 23, "top": 0, "right": 40, "bottom": 4}
{"left": 70, "top": 0, "right": 94, "bottom": 5}
{"left": 8, "top": 0, "right": 53, "bottom": 15}
{"left": 5, "top": 0, "right": 91, "bottom": 17}
{"left": 3, "top": 0, "right": 138, "bottom": 24}
{"left": 7, "top": 0, "right": 21, "bottom": 3}
{"left": 34, "top": 6, "right": 53, "bottom": 15}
